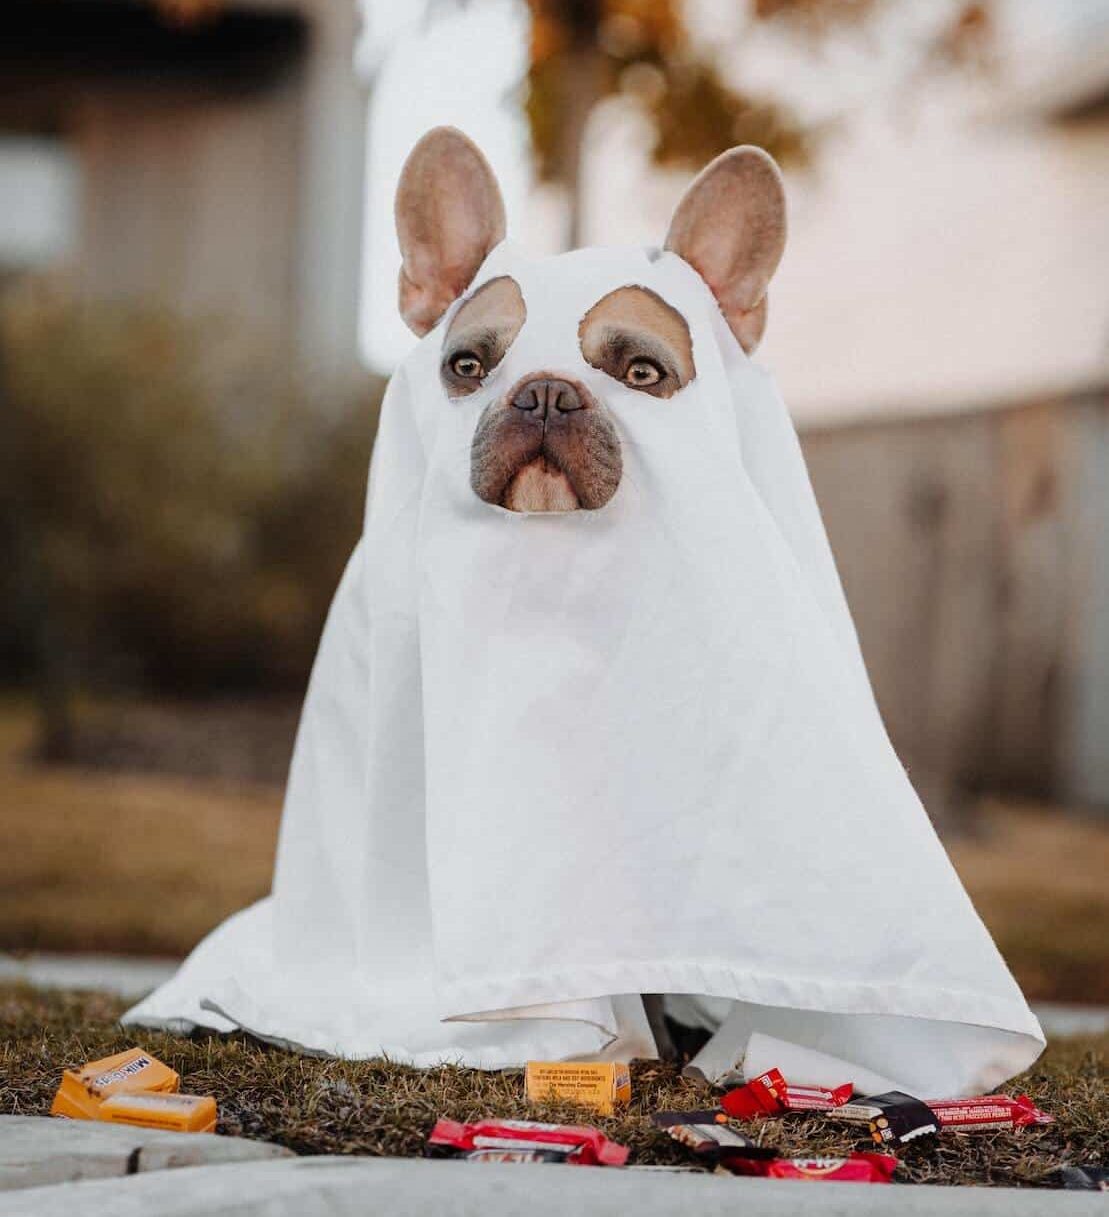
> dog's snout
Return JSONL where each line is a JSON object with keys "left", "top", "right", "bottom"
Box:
{"left": 511, "top": 378, "right": 583, "bottom": 417}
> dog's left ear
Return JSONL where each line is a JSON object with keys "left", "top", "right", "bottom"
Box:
{"left": 395, "top": 126, "right": 507, "bottom": 336}
{"left": 664, "top": 146, "right": 786, "bottom": 353}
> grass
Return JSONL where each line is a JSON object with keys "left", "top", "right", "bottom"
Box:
{"left": 0, "top": 701, "right": 281, "bottom": 956}
{"left": 0, "top": 984, "right": 1104, "bottom": 1188}
{"left": 3, "top": 693, "right": 1108, "bottom": 1003}
{"left": 946, "top": 799, "right": 1109, "bottom": 1005}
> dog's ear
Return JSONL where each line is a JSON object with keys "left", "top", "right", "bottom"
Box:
{"left": 664, "top": 146, "right": 786, "bottom": 353}
{"left": 395, "top": 127, "right": 507, "bottom": 337}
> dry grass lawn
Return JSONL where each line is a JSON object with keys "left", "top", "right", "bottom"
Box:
{"left": 2, "top": 699, "right": 1108, "bottom": 1003}
{"left": 0, "top": 702, "right": 280, "bottom": 956}
{"left": 1, "top": 985, "right": 1104, "bottom": 1188}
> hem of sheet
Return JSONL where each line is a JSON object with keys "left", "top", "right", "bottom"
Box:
{"left": 438, "top": 958, "right": 1045, "bottom": 1043}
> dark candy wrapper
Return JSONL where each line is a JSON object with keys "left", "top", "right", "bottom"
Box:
{"left": 1057, "top": 1166, "right": 1109, "bottom": 1191}
{"left": 864, "top": 1092, "right": 940, "bottom": 1146}
{"left": 729, "top": 1152, "right": 897, "bottom": 1183}
{"left": 426, "top": 1118, "right": 628, "bottom": 1167}
{"left": 652, "top": 1109, "right": 776, "bottom": 1164}
{"left": 832, "top": 1090, "right": 1052, "bottom": 1140}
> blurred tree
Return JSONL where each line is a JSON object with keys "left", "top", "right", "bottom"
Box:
{"left": 142, "top": 0, "right": 990, "bottom": 249}
{"left": 0, "top": 279, "right": 380, "bottom": 759}
{"left": 524, "top": 0, "right": 991, "bottom": 246}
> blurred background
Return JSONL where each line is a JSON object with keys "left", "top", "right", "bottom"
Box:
{"left": 1, "top": 0, "right": 1106, "bottom": 1008}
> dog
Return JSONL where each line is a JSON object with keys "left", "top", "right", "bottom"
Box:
{"left": 394, "top": 126, "right": 786, "bottom": 1058}
{"left": 395, "top": 126, "right": 786, "bottom": 517}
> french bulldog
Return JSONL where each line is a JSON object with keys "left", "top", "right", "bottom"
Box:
{"left": 394, "top": 127, "right": 786, "bottom": 1058}
{"left": 395, "top": 125, "right": 786, "bottom": 517}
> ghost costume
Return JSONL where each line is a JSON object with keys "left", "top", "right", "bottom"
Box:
{"left": 125, "top": 242, "right": 1044, "bottom": 1097}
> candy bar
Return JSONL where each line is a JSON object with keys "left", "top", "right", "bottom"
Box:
{"left": 652, "top": 1110, "right": 776, "bottom": 1164}
{"left": 853, "top": 1092, "right": 940, "bottom": 1146}
{"left": 720, "top": 1069, "right": 785, "bottom": 1119}
{"left": 51, "top": 1048, "right": 180, "bottom": 1122}
{"left": 925, "top": 1093, "right": 1053, "bottom": 1130}
{"left": 525, "top": 1061, "right": 631, "bottom": 1116}
{"left": 720, "top": 1068, "right": 852, "bottom": 1118}
{"left": 426, "top": 1118, "right": 628, "bottom": 1166}
{"left": 730, "top": 1152, "right": 897, "bottom": 1183}
{"left": 781, "top": 1082, "right": 854, "bottom": 1112}
{"left": 458, "top": 1148, "right": 572, "bottom": 1164}
{"left": 1057, "top": 1165, "right": 1109, "bottom": 1191}
{"left": 98, "top": 1092, "right": 217, "bottom": 1134}
{"left": 829, "top": 1090, "right": 1052, "bottom": 1137}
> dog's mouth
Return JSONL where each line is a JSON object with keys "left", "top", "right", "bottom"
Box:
{"left": 503, "top": 454, "right": 581, "bottom": 513}
{"left": 470, "top": 376, "right": 622, "bottom": 514}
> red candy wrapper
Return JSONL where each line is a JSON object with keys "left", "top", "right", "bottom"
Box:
{"left": 721, "top": 1069, "right": 853, "bottom": 1118}
{"left": 720, "top": 1069, "right": 786, "bottom": 1118}
{"left": 730, "top": 1152, "right": 897, "bottom": 1183}
{"left": 831, "top": 1090, "right": 1052, "bottom": 1144}
{"left": 782, "top": 1082, "right": 854, "bottom": 1113}
{"left": 926, "top": 1093, "right": 1053, "bottom": 1130}
{"left": 458, "top": 1148, "right": 570, "bottom": 1164}
{"left": 426, "top": 1118, "right": 629, "bottom": 1166}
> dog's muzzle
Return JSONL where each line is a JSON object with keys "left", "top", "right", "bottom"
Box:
{"left": 470, "top": 373, "right": 622, "bottom": 513}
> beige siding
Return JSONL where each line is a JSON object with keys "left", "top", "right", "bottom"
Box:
{"left": 802, "top": 389, "right": 1109, "bottom": 819}
{"left": 75, "top": 80, "right": 302, "bottom": 347}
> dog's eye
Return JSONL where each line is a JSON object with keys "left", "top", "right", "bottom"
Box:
{"left": 624, "top": 358, "right": 663, "bottom": 388}
{"left": 450, "top": 352, "right": 485, "bottom": 379}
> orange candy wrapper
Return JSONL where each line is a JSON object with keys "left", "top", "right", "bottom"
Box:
{"left": 51, "top": 1046, "right": 217, "bottom": 1133}
{"left": 525, "top": 1061, "right": 631, "bottom": 1117}
{"left": 51, "top": 1048, "right": 180, "bottom": 1121}
{"left": 99, "top": 1092, "right": 218, "bottom": 1134}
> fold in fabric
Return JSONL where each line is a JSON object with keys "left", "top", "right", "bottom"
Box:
{"left": 126, "top": 243, "right": 1044, "bottom": 1097}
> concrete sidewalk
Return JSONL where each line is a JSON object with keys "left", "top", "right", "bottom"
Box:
{"left": 0, "top": 1117, "right": 291, "bottom": 1193}
{"left": 2, "top": 1155, "right": 1103, "bottom": 1217}
{"left": 0, "top": 952, "right": 179, "bottom": 1000}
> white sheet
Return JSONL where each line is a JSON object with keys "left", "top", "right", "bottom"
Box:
{"left": 125, "top": 242, "right": 1044, "bottom": 1097}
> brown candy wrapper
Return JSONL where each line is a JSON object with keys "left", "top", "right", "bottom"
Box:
{"left": 652, "top": 1109, "right": 775, "bottom": 1165}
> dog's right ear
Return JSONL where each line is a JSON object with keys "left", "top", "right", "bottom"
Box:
{"left": 664, "top": 146, "right": 786, "bottom": 354}
{"left": 395, "top": 127, "right": 507, "bottom": 337}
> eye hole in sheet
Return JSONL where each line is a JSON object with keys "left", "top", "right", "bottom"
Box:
{"left": 441, "top": 276, "right": 527, "bottom": 398}
{"left": 578, "top": 285, "right": 695, "bottom": 400}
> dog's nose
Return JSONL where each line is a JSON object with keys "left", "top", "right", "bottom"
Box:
{"left": 511, "top": 378, "right": 583, "bottom": 417}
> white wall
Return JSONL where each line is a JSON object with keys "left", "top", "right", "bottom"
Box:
{"left": 0, "top": 137, "right": 79, "bottom": 270}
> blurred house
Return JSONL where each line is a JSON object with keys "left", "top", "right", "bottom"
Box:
{"left": 0, "top": 0, "right": 366, "bottom": 387}
{"left": 3, "top": 0, "right": 1106, "bottom": 818}
{"left": 769, "top": 5, "right": 1109, "bottom": 818}
{"left": 578, "top": 0, "right": 1109, "bottom": 818}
